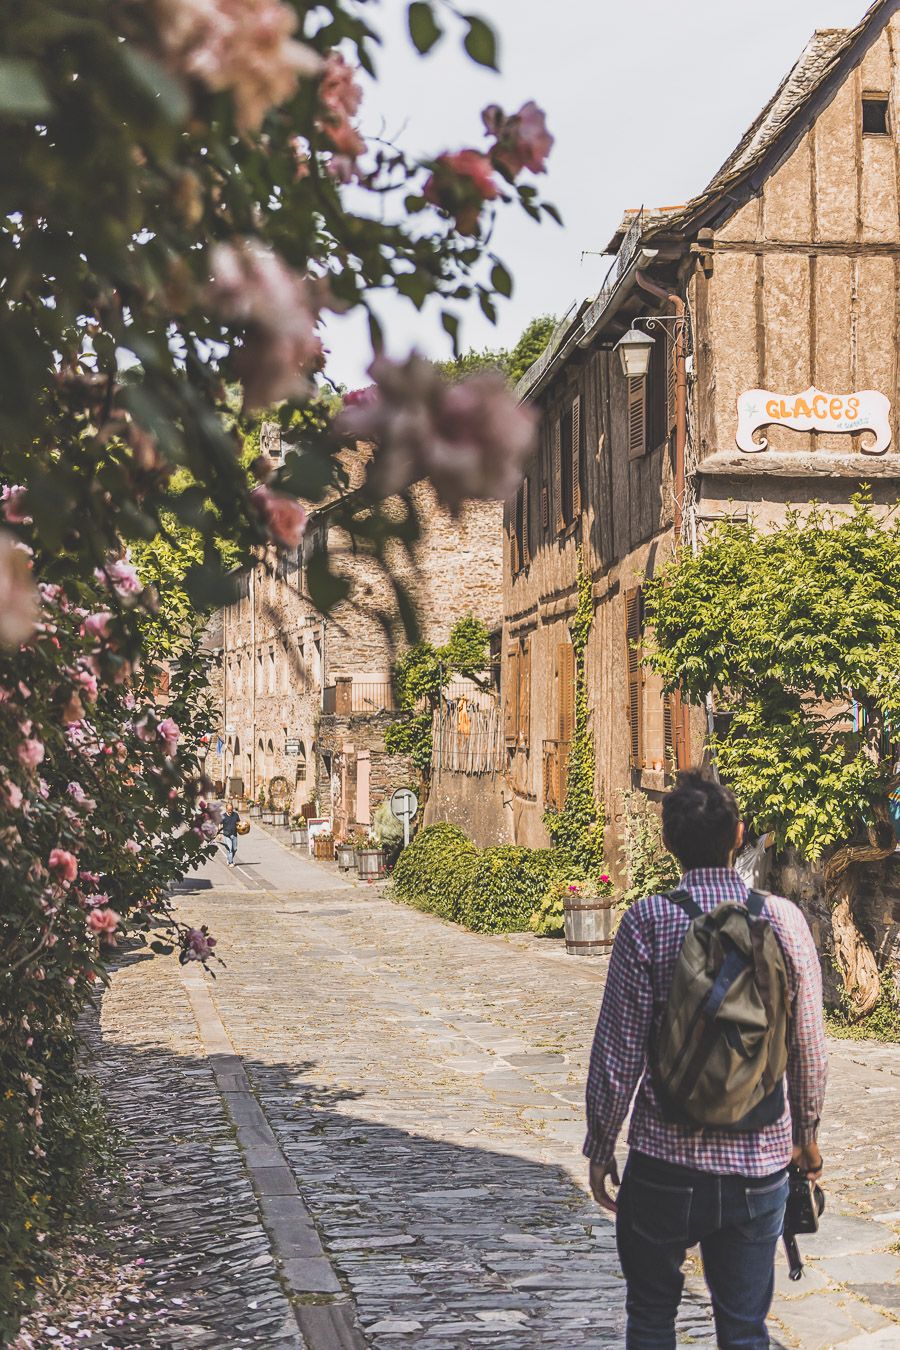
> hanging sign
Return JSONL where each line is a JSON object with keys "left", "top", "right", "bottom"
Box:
{"left": 736, "top": 387, "right": 891, "bottom": 454}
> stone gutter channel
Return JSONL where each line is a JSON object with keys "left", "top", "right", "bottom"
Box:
{"left": 180, "top": 962, "right": 367, "bottom": 1350}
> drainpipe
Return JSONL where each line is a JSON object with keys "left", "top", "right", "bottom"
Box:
{"left": 635, "top": 269, "right": 690, "bottom": 767}
{"left": 635, "top": 270, "right": 686, "bottom": 539}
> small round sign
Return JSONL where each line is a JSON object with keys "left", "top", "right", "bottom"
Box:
{"left": 390, "top": 787, "right": 419, "bottom": 820}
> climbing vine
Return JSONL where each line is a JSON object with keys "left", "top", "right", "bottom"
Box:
{"left": 543, "top": 550, "right": 607, "bottom": 877}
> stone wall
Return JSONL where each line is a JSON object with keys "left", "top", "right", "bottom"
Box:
{"left": 423, "top": 769, "right": 514, "bottom": 848}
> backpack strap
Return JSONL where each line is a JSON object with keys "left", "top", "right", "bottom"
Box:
{"left": 665, "top": 888, "right": 702, "bottom": 921}
{"left": 745, "top": 889, "right": 769, "bottom": 918}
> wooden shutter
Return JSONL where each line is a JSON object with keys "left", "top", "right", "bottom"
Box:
{"left": 505, "top": 646, "right": 519, "bottom": 744}
{"left": 519, "top": 638, "right": 531, "bottom": 746}
{"left": 663, "top": 693, "right": 675, "bottom": 773}
{"left": 520, "top": 478, "right": 530, "bottom": 566}
{"left": 541, "top": 484, "right": 550, "bottom": 530}
{"left": 510, "top": 517, "right": 519, "bottom": 576}
{"left": 628, "top": 377, "right": 647, "bottom": 460}
{"left": 625, "top": 588, "right": 644, "bottom": 768}
{"left": 667, "top": 338, "right": 678, "bottom": 435}
{"left": 571, "top": 394, "right": 582, "bottom": 519}
{"left": 556, "top": 643, "right": 576, "bottom": 744}
{"left": 551, "top": 417, "right": 564, "bottom": 533}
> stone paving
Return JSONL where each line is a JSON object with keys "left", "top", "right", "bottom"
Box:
{"left": 22, "top": 824, "right": 900, "bottom": 1348}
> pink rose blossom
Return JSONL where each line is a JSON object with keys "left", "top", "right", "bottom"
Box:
{"left": 158, "top": 717, "right": 181, "bottom": 756}
{"left": 88, "top": 907, "right": 120, "bottom": 936}
{"left": 207, "top": 240, "right": 326, "bottom": 410}
{"left": 48, "top": 849, "right": 78, "bottom": 883}
{"left": 3, "top": 780, "right": 23, "bottom": 810}
{"left": 76, "top": 666, "right": 99, "bottom": 701}
{"left": 337, "top": 353, "right": 537, "bottom": 512}
{"left": 18, "top": 737, "right": 45, "bottom": 769}
{"left": 316, "top": 52, "right": 365, "bottom": 163}
{"left": 184, "top": 927, "right": 217, "bottom": 961}
{"left": 600, "top": 874, "right": 611, "bottom": 884}
{"left": 67, "top": 782, "right": 96, "bottom": 812}
{"left": 124, "top": 839, "right": 140, "bottom": 854}
{"left": 423, "top": 150, "right": 498, "bottom": 235}
{"left": 96, "top": 558, "right": 142, "bottom": 604}
{"left": 156, "top": 0, "right": 322, "bottom": 134}
{"left": 83, "top": 893, "right": 110, "bottom": 909}
{"left": 482, "top": 101, "right": 553, "bottom": 177}
{"left": 1, "top": 485, "right": 31, "bottom": 524}
{"left": 0, "top": 530, "right": 39, "bottom": 648}
{"left": 82, "top": 612, "right": 113, "bottom": 640}
{"left": 250, "top": 485, "right": 307, "bottom": 549}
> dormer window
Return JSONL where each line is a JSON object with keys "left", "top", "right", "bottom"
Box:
{"left": 862, "top": 95, "right": 889, "bottom": 136}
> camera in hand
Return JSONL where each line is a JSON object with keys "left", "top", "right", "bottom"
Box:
{"left": 783, "top": 1163, "right": 825, "bottom": 1281}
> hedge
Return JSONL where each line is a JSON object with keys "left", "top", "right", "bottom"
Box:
{"left": 392, "top": 825, "right": 571, "bottom": 934}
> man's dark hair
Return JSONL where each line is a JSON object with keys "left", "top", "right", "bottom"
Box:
{"left": 662, "top": 770, "right": 740, "bottom": 869}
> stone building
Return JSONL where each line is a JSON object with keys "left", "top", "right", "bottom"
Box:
{"left": 218, "top": 441, "right": 502, "bottom": 835}
{"left": 504, "top": 0, "right": 900, "bottom": 866}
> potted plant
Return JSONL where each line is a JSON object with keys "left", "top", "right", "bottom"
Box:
{"left": 248, "top": 797, "right": 261, "bottom": 819}
{"left": 336, "top": 837, "right": 356, "bottom": 871}
{"left": 269, "top": 775, "right": 289, "bottom": 825}
{"left": 354, "top": 829, "right": 385, "bottom": 880}
{"left": 290, "top": 814, "right": 310, "bottom": 848}
{"left": 313, "top": 830, "right": 334, "bottom": 861}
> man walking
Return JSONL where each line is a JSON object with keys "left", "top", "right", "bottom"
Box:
{"left": 220, "top": 800, "right": 241, "bottom": 866}
{"left": 585, "top": 770, "right": 827, "bottom": 1349}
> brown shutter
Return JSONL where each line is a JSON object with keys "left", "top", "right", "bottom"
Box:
{"left": 552, "top": 417, "right": 564, "bottom": 533}
{"left": 521, "top": 477, "right": 530, "bottom": 566}
{"left": 510, "top": 515, "right": 519, "bottom": 576}
{"left": 556, "top": 643, "right": 576, "bottom": 744}
{"left": 625, "top": 587, "right": 644, "bottom": 768}
{"left": 571, "top": 394, "right": 582, "bottom": 519}
{"left": 663, "top": 693, "right": 675, "bottom": 773}
{"left": 505, "top": 646, "right": 519, "bottom": 744}
{"left": 541, "top": 484, "right": 550, "bottom": 530}
{"left": 667, "top": 338, "right": 678, "bottom": 435}
{"left": 628, "top": 377, "right": 647, "bottom": 460}
{"left": 519, "top": 638, "right": 531, "bottom": 746}
{"left": 673, "top": 689, "right": 689, "bottom": 770}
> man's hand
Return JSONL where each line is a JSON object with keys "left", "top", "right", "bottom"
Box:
{"left": 792, "top": 1142, "right": 823, "bottom": 1181}
{"left": 589, "top": 1159, "right": 621, "bottom": 1214}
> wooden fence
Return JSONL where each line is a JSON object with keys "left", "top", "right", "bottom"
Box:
{"left": 432, "top": 695, "right": 504, "bottom": 775}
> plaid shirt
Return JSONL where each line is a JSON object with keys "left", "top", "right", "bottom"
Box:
{"left": 584, "top": 868, "right": 827, "bottom": 1176}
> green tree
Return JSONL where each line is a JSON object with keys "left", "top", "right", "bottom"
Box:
{"left": 385, "top": 616, "right": 491, "bottom": 784}
{"left": 435, "top": 314, "right": 556, "bottom": 384}
{"left": 643, "top": 493, "right": 900, "bottom": 1017}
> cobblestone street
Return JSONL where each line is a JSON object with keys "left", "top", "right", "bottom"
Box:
{"left": 43, "top": 827, "right": 900, "bottom": 1350}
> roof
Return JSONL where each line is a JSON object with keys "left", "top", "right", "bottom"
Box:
{"left": 645, "top": 0, "right": 895, "bottom": 237}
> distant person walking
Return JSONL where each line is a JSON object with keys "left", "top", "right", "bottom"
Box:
{"left": 221, "top": 801, "right": 241, "bottom": 866}
{"left": 585, "top": 770, "right": 827, "bottom": 1350}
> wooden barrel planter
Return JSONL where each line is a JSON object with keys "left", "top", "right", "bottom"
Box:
{"left": 313, "top": 835, "right": 334, "bottom": 861}
{"left": 290, "top": 827, "right": 309, "bottom": 849}
{"left": 355, "top": 848, "right": 385, "bottom": 880}
{"left": 563, "top": 892, "right": 614, "bottom": 957}
{"left": 336, "top": 843, "right": 356, "bottom": 872}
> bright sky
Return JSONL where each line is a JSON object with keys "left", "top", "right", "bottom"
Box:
{"left": 323, "top": 0, "right": 869, "bottom": 389}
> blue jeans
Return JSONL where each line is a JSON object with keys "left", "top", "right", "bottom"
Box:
{"left": 616, "top": 1150, "right": 789, "bottom": 1350}
{"left": 223, "top": 834, "right": 237, "bottom": 864}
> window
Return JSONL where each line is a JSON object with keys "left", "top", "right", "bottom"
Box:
{"left": 511, "top": 478, "right": 530, "bottom": 574}
{"left": 551, "top": 394, "right": 582, "bottom": 534}
{"left": 556, "top": 642, "right": 575, "bottom": 745}
{"left": 629, "top": 333, "right": 674, "bottom": 460}
{"left": 624, "top": 588, "right": 644, "bottom": 768}
{"left": 297, "top": 741, "right": 307, "bottom": 782}
{"left": 862, "top": 95, "right": 889, "bottom": 135}
{"left": 504, "top": 637, "right": 531, "bottom": 748}
{"left": 268, "top": 647, "right": 276, "bottom": 694}
{"left": 627, "top": 377, "right": 647, "bottom": 459}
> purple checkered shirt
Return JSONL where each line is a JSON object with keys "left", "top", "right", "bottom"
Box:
{"left": 584, "top": 867, "right": 827, "bottom": 1176}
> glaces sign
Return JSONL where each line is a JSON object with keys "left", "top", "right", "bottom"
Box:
{"left": 736, "top": 386, "right": 892, "bottom": 454}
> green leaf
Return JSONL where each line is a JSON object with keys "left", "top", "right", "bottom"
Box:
{"left": 441, "top": 311, "right": 460, "bottom": 358}
{"left": 462, "top": 14, "right": 499, "bottom": 70}
{"left": 490, "top": 261, "right": 513, "bottom": 298}
{"left": 120, "top": 46, "right": 190, "bottom": 125}
{"left": 542, "top": 201, "right": 563, "bottom": 226}
{"left": 0, "top": 59, "right": 51, "bottom": 117}
{"left": 407, "top": 2, "right": 443, "bottom": 54}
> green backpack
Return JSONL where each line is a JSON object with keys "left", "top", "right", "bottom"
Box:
{"left": 653, "top": 890, "right": 790, "bottom": 1131}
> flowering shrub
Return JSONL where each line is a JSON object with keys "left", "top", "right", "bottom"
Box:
{"left": 0, "top": 0, "right": 554, "bottom": 1329}
{"left": 530, "top": 876, "right": 614, "bottom": 939}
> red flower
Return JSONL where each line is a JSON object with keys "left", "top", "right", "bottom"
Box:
{"left": 423, "top": 150, "right": 498, "bottom": 235}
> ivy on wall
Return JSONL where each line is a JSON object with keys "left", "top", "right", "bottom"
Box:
{"left": 543, "top": 549, "right": 607, "bottom": 877}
